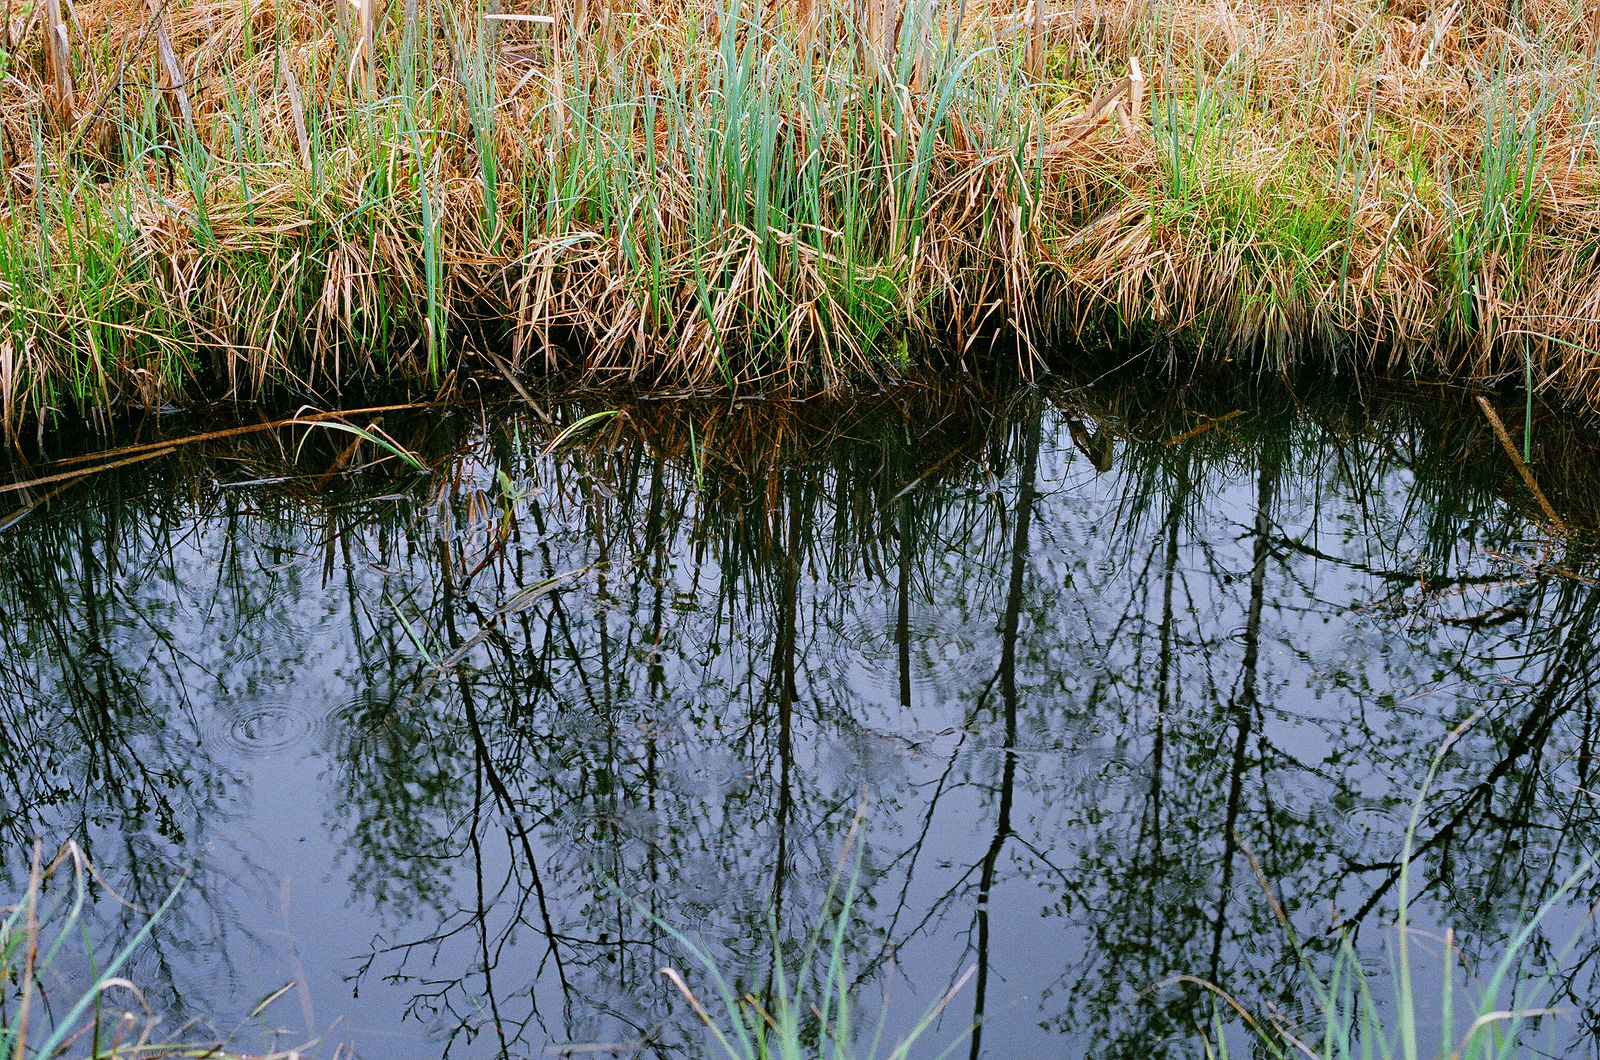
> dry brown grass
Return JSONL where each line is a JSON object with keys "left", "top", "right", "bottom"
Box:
{"left": 1055, "top": 0, "right": 1600, "bottom": 393}
{"left": 4, "top": 0, "right": 1600, "bottom": 431}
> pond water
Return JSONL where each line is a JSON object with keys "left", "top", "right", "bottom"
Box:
{"left": 3, "top": 372, "right": 1600, "bottom": 1059}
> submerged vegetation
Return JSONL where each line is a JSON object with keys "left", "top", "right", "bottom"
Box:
{"left": 6, "top": 0, "right": 1600, "bottom": 428}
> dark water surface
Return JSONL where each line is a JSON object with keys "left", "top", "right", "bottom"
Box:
{"left": 5, "top": 375, "right": 1600, "bottom": 1059}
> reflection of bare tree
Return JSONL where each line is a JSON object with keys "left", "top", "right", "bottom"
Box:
{"left": 968, "top": 397, "right": 1040, "bottom": 1060}
{"left": 1205, "top": 445, "right": 1280, "bottom": 985}
{"left": 1337, "top": 578, "right": 1600, "bottom": 927}
{"left": 3, "top": 380, "right": 1600, "bottom": 1059}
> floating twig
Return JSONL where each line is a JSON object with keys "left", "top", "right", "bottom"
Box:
{"left": 1165, "top": 409, "right": 1244, "bottom": 446}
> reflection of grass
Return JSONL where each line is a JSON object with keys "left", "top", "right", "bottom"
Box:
{"left": 0, "top": 843, "right": 301, "bottom": 1060}
{"left": 632, "top": 820, "right": 974, "bottom": 1060}
{"left": 1197, "top": 716, "right": 1599, "bottom": 1060}
{"left": 1046, "top": 361, "right": 1600, "bottom": 539}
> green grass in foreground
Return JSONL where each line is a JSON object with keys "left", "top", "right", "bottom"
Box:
{"left": 629, "top": 816, "right": 976, "bottom": 1060}
{"left": 1202, "top": 714, "right": 1597, "bottom": 1060}
{"left": 0, "top": 843, "right": 293, "bottom": 1060}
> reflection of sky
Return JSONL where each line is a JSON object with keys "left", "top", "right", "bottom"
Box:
{"left": 1, "top": 398, "right": 1597, "bottom": 1060}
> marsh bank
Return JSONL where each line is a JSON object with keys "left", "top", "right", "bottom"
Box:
{"left": 10, "top": 0, "right": 1600, "bottom": 436}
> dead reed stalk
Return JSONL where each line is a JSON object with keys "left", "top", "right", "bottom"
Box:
{"left": 147, "top": 0, "right": 196, "bottom": 138}
{"left": 39, "top": 0, "right": 75, "bottom": 123}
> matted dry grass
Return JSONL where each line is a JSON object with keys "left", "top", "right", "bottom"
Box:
{"left": 4, "top": 0, "right": 1600, "bottom": 431}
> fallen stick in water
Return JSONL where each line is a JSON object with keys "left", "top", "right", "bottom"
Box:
{"left": 1476, "top": 395, "right": 1566, "bottom": 533}
{"left": 46, "top": 403, "right": 431, "bottom": 467}
{"left": 0, "top": 447, "right": 175, "bottom": 496}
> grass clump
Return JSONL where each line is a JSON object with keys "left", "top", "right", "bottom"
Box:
{"left": 0, "top": 0, "right": 1058, "bottom": 432}
{"left": 634, "top": 817, "right": 974, "bottom": 1060}
{"left": 1059, "top": 0, "right": 1600, "bottom": 385}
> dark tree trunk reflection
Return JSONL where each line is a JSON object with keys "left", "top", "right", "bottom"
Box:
{"left": 1, "top": 380, "right": 1599, "bottom": 1059}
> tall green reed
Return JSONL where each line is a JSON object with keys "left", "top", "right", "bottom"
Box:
{"left": 1, "top": 843, "right": 187, "bottom": 1060}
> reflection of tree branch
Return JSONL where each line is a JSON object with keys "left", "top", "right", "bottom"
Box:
{"left": 470, "top": 721, "right": 511, "bottom": 1058}
{"left": 879, "top": 736, "right": 968, "bottom": 965}
{"left": 1266, "top": 532, "right": 1523, "bottom": 592}
{"left": 969, "top": 400, "right": 1039, "bottom": 1060}
{"left": 1206, "top": 447, "right": 1278, "bottom": 985}
{"left": 1338, "top": 587, "right": 1600, "bottom": 930}
{"left": 771, "top": 477, "right": 801, "bottom": 923}
{"left": 438, "top": 541, "right": 571, "bottom": 1001}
